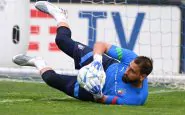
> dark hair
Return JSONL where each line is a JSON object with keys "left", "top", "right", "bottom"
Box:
{"left": 134, "top": 56, "right": 153, "bottom": 76}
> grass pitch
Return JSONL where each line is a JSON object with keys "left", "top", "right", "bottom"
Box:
{"left": 0, "top": 81, "right": 185, "bottom": 115}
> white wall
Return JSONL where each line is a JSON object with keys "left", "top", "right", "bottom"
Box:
{"left": 0, "top": 0, "right": 29, "bottom": 67}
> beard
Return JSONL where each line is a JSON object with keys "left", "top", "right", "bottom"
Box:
{"left": 122, "top": 74, "right": 140, "bottom": 84}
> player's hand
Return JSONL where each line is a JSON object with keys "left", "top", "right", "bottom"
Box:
{"left": 77, "top": 54, "right": 106, "bottom": 99}
{"left": 84, "top": 77, "right": 103, "bottom": 99}
{"left": 87, "top": 54, "right": 106, "bottom": 90}
{"left": 88, "top": 54, "right": 103, "bottom": 75}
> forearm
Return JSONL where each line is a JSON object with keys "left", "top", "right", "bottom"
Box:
{"left": 93, "top": 42, "right": 110, "bottom": 55}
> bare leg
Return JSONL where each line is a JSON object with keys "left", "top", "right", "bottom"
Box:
{"left": 57, "top": 22, "right": 69, "bottom": 28}
{"left": 40, "top": 67, "right": 53, "bottom": 75}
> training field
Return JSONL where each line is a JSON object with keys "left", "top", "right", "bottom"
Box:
{"left": 0, "top": 81, "right": 185, "bottom": 115}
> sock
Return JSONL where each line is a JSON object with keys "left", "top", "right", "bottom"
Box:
{"left": 55, "top": 14, "right": 68, "bottom": 25}
{"left": 52, "top": 12, "right": 68, "bottom": 25}
{"left": 31, "top": 58, "right": 49, "bottom": 71}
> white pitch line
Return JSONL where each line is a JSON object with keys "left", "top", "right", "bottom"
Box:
{"left": 0, "top": 97, "right": 73, "bottom": 104}
{"left": 0, "top": 99, "right": 33, "bottom": 104}
{"left": 149, "top": 90, "right": 184, "bottom": 94}
{"left": 0, "top": 78, "right": 44, "bottom": 83}
{"left": 39, "top": 96, "right": 73, "bottom": 101}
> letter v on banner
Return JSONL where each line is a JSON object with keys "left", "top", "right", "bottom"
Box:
{"left": 112, "top": 12, "right": 145, "bottom": 50}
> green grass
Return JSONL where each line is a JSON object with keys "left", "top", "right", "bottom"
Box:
{"left": 0, "top": 81, "right": 185, "bottom": 115}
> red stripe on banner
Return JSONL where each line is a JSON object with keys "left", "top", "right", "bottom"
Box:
{"left": 49, "top": 42, "right": 60, "bottom": 51}
{"left": 30, "top": 25, "right": 40, "bottom": 35}
{"left": 49, "top": 26, "right": 57, "bottom": 34}
{"left": 31, "top": 9, "right": 52, "bottom": 18}
{"left": 111, "top": 96, "right": 118, "bottom": 104}
{"left": 28, "top": 41, "right": 39, "bottom": 51}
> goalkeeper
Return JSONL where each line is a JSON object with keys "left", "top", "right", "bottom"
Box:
{"left": 13, "top": 1, "right": 153, "bottom": 105}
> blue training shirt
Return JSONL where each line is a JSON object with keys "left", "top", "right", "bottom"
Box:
{"left": 101, "top": 45, "right": 148, "bottom": 105}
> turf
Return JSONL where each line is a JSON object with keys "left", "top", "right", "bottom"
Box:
{"left": 0, "top": 81, "right": 185, "bottom": 115}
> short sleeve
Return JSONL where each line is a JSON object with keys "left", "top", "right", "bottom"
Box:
{"left": 107, "top": 45, "right": 137, "bottom": 65}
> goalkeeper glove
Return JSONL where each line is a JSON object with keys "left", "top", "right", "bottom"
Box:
{"left": 84, "top": 77, "right": 104, "bottom": 99}
{"left": 77, "top": 54, "right": 105, "bottom": 99}
{"left": 87, "top": 54, "right": 106, "bottom": 89}
{"left": 84, "top": 54, "right": 105, "bottom": 99}
{"left": 88, "top": 54, "right": 103, "bottom": 75}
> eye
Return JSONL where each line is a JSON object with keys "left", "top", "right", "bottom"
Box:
{"left": 131, "top": 69, "right": 135, "bottom": 73}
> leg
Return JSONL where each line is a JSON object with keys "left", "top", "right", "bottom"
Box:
{"left": 12, "top": 54, "right": 94, "bottom": 101}
{"left": 14, "top": 2, "right": 119, "bottom": 102}
{"left": 35, "top": 1, "right": 74, "bottom": 58}
{"left": 55, "top": 26, "right": 119, "bottom": 70}
{"left": 55, "top": 26, "right": 75, "bottom": 59}
{"left": 42, "top": 70, "right": 75, "bottom": 96}
{"left": 41, "top": 70, "right": 94, "bottom": 101}
{"left": 34, "top": 1, "right": 119, "bottom": 70}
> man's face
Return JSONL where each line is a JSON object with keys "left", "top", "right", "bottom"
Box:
{"left": 122, "top": 61, "right": 144, "bottom": 84}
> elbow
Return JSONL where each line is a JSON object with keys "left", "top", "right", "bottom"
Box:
{"left": 94, "top": 41, "right": 106, "bottom": 46}
{"left": 94, "top": 42, "right": 110, "bottom": 52}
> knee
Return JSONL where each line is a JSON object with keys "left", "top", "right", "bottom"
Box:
{"left": 41, "top": 70, "right": 56, "bottom": 85}
{"left": 55, "top": 27, "right": 71, "bottom": 47}
{"left": 55, "top": 34, "right": 68, "bottom": 47}
{"left": 55, "top": 27, "right": 71, "bottom": 41}
{"left": 57, "top": 26, "right": 71, "bottom": 36}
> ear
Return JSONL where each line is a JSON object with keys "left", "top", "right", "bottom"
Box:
{"left": 140, "top": 74, "right": 146, "bottom": 81}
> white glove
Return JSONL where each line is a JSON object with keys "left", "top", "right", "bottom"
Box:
{"left": 86, "top": 54, "right": 106, "bottom": 90}
{"left": 77, "top": 54, "right": 106, "bottom": 99}
{"left": 89, "top": 54, "right": 103, "bottom": 73}
{"left": 84, "top": 77, "right": 103, "bottom": 99}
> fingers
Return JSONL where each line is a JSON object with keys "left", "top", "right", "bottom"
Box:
{"left": 84, "top": 82, "right": 92, "bottom": 93}
{"left": 84, "top": 78, "right": 101, "bottom": 95}
{"left": 89, "top": 78, "right": 101, "bottom": 94}
{"left": 83, "top": 85, "right": 89, "bottom": 91}
{"left": 78, "top": 60, "right": 105, "bottom": 95}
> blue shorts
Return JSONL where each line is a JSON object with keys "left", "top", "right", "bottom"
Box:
{"left": 73, "top": 42, "right": 118, "bottom": 71}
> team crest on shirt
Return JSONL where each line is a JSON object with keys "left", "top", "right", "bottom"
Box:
{"left": 117, "top": 89, "right": 126, "bottom": 95}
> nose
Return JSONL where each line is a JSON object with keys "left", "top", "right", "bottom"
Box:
{"left": 125, "top": 68, "right": 129, "bottom": 74}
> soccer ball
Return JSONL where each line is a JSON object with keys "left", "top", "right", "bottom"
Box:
{"left": 77, "top": 65, "right": 106, "bottom": 90}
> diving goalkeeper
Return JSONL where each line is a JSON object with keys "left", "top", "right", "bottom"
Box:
{"left": 13, "top": 1, "right": 153, "bottom": 105}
